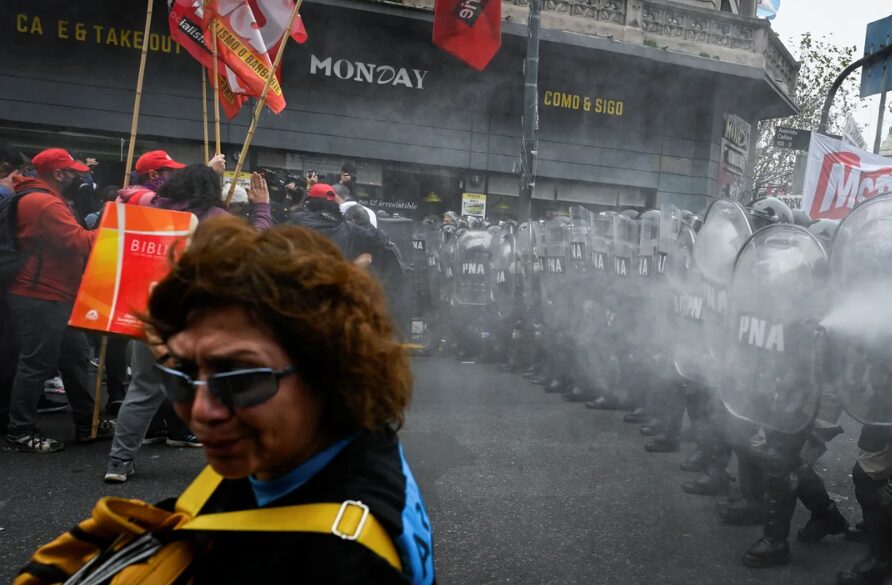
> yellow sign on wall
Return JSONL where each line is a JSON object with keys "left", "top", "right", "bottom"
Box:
{"left": 461, "top": 193, "right": 487, "bottom": 218}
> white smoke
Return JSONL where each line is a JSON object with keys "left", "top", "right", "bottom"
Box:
{"left": 820, "top": 280, "right": 892, "bottom": 344}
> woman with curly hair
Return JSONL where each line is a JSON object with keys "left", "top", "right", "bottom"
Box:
{"left": 15, "top": 216, "right": 434, "bottom": 585}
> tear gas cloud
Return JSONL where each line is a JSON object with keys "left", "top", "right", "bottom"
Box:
{"left": 821, "top": 281, "right": 892, "bottom": 344}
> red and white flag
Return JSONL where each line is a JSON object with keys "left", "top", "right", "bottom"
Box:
{"left": 432, "top": 0, "right": 501, "bottom": 71}
{"left": 168, "top": 0, "right": 307, "bottom": 116}
{"left": 802, "top": 132, "right": 892, "bottom": 220}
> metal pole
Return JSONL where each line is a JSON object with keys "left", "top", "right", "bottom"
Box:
{"left": 874, "top": 91, "right": 887, "bottom": 154}
{"left": 819, "top": 44, "right": 892, "bottom": 133}
{"left": 517, "top": 0, "right": 540, "bottom": 225}
{"left": 517, "top": 0, "right": 541, "bottom": 321}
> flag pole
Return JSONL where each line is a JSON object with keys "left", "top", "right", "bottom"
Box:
{"left": 518, "top": 0, "right": 540, "bottom": 310}
{"left": 202, "top": 68, "right": 210, "bottom": 161}
{"left": 225, "top": 0, "right": 302, "bottom": 207}
{"left": 92, "top": 0, "right": 154, "bottom": 437}
{"left": 211, "top": 19, "right": 222, "bottom": 155}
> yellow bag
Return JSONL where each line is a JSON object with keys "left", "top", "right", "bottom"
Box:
{"left": 15, "top": 466, "right": 401, "bottom": 585}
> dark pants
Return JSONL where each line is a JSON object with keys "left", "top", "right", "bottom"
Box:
{"left": 0, "top": 295, "right": 20, "bottom": 433}
{"left": 7, "top": 294, "right": 95, "bottom": 436}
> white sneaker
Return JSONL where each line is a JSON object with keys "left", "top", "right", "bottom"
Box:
{"left": 44, "top": 376, "right": 65, "bottom": 395}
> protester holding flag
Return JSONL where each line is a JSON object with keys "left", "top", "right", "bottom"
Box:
{"left": 3, "top": 148, "right": 114, "bottom": 453}
{"left": 105, "top": 164, "right": 272, "bottom": 483}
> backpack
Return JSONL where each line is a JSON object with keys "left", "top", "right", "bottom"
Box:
{"left": 14, "top": 466, "right": 402, "bottom": 585}
{"left": 0, "top": 188, "right": 50, "bottom": 289}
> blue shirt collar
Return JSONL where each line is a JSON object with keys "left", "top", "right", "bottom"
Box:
{"left": 248, "top": 434, "right": 356, "bottom": 507}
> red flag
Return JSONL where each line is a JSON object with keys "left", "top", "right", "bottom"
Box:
{"left": 433, "top": 0, "right": 501, "bottom": 71}
{"left": 212, "top": 70, "right": 249, "bottom": 119}
{"left": 168, "top": 0, "right": 307, "bottom": 115}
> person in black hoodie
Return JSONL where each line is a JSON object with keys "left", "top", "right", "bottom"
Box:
{"left": 289, "top": 183, "right": 388, "bottom": 264}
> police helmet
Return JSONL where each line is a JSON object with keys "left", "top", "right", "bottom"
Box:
{"left": 792, "top": 208, "right": 812, "bottom": 227}
{"left": 620, "top": 209, "right": 640, "bottom": 219}
{"left": 640, "top": 209, "right": 661, "bottom": 222}
{"left": 807, "top": 219, "right": 839, "bottom": 246}
{"left": 748, "top": 197, "right": 793, "bottom": 227}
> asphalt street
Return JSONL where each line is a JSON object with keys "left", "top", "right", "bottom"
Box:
{"left": 0, "top": 356, "right": 868, "bottom": 584}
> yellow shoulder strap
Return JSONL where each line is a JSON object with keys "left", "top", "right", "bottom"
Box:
{"left": 175, "top": 465, "right": 223, "bottom": 516}
{"left": 174, "top": 467, "right": 403, "bottom": 573}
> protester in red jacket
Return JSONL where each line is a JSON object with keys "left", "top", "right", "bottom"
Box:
{"left": 6, "top": 148, "right": 113, "bottom": 453}
{"left": 115, "top": 150, "right": 187, "bottom": 206}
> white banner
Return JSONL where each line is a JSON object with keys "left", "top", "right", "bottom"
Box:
{"left": 802, "top": 133, "right": 892, "bottom": 220}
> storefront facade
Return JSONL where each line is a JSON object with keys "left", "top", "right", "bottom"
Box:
{"left": 1, "top": 0, "right": 796, "bottom": 218}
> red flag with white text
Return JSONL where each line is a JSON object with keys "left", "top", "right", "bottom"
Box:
{"left": 168, "top": 0, "right": 307, "bottom": 116}
{"left": 432, "top": 0, "right": 501, "bottom": 71}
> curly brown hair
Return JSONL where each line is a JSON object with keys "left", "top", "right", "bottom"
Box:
{"left": 144, "top": 215, "right": 412, "bottom": 433}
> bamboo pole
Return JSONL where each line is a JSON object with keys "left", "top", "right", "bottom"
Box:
{"left": 225, "top": 0, "right": 302, "bottom": 207}
{"left": 92, "top": 0, "right": 154, "bottom": 438}
{"left": 202, "top": 68, "right": 210, "bottom": 161}
{"left": 211, "top": 19, "right": 222, "bottom": 155}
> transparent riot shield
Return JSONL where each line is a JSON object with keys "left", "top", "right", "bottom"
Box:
{"left": 826, "top": 194, "right": 892, "bottom": 425}
{"left": 693, "top": 199, "right": 753, "bottom": 388}
{"left": 667, "top": 225, "right": 711, "bottom": 387}
{"left": 489, "top": 224, "right": 519, "bottom": 320}
{"left": 538, "top": 216, "right": 570, "bottom": 330}
{"left": 720, "top": 225, "right": 828, "bottom": 433}
{"left": 658, "top": 204, "right": 684, "bottom": 280}
{"left": 453, "top": 229, "right": 494, "bottom": 306}
{"left": 575, "top": 214, "right": 620, "bottom": 393}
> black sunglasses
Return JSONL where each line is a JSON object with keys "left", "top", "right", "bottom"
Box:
{"left": 154, "top": 355, "right": 296, "bottom": 409}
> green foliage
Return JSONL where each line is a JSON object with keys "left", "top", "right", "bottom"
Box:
{"left": 643, "top": 39, "right": 658, "bottom": 48}
{"left": 751, "top": 32, "right": 864, "bottom": 200}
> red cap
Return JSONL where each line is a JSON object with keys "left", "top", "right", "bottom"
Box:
{"left": 134, "top": 150, "right": 186, "bottom": 174}
{"left": 308, "top": 183, "right": 337, "bottom": 201}
{"left": 31, "top": 148, "right": 90, "bottom": 175}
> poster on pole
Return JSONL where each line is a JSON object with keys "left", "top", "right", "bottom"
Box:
{"left": 69, "top": 203, "right": 198, "bottom": 339}
{"left": 802, "top": 133, "right": 892, "bottom": 220}
{"left": 461, "top": 192, "right": 487, "bottom": 218}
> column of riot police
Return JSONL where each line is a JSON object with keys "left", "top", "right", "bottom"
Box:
{"left": 407, "top": 192, "right": 892, "bottom": 584}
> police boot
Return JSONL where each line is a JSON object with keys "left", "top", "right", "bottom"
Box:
{"left": 564, "top": 386, "right": 592, "bottom": 403}
{"left": 741, "top": 480, "right": 796, "bottom": 567}
{"left": 682, "top": 466, "right": 730, "bottom": 496}
{"left": 797, "top": 465, "right": 849, "bottom": 543}
{"left": 640, "top": 418, "right": 662, "bottom": 436}
{"left": 837, "top": 554, "right": 892, "bottom": 585}
{"left": 721, "top": 450, "right": 765, "bottom": 525}
{"left": 645, "top": 432, "right": 679, "bottom": 453}
{"left": 838, "top": 465, "right": 892, "bottom": 585}
{"left": 680, "top": 448, "right": 707, "bottom": 472}
{"left": 623, "top": 407, "right": 649, "bottom": 424}
{"left": 586, "top": 394, "right": 622, "bottom": 411}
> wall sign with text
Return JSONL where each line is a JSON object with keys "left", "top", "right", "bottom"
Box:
{"left": 542, "top": 90, "right": 625, "bottom": 117}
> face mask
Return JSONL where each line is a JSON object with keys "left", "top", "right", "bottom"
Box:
{"left": 143, "top": 175, "right": 169, "bottom": 193}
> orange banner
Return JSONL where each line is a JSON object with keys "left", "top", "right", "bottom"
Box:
{"left": 69, "top": 203, "right": 198, "bottom": 339}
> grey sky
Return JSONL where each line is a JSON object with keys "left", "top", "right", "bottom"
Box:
{"left": 771, "top": 0, "right": 891, "bottom": 149}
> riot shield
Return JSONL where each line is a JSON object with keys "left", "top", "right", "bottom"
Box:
{"left": 453, "top": 229, "right": 494, "bottom": 306}
{"left": 666, "top": 225, "right": 711, "bottom": 386}
{"left": 826, "top": 194, "right": 892, "bottom": 425}
{"left": 489, "top": 225, "right": 519, "bottom": 320}
{"left": 537, "top": 217, "right": 570, "bottom": 330}
{"left": 409, "top": 220, "right": 442, "bottom": 348}
{"left": 719, "top": 225, "right": 828, "bottom": 433}
{"left": 573, "top": 213, "right": 620, "bottom": 393}
{"left": 693, "top": 199, "right": 753, "bottom": 387}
